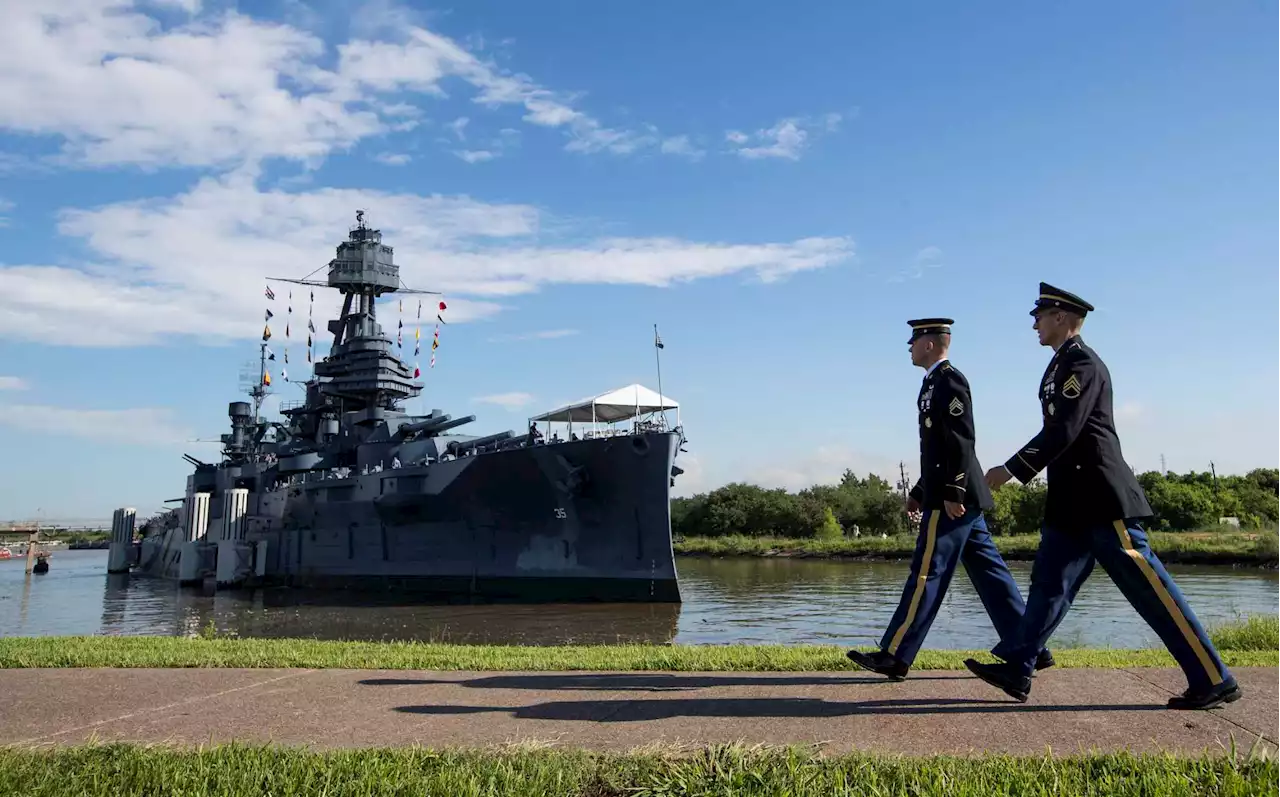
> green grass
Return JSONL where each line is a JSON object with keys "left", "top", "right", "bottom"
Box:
{"left": 0, "top": 742, "right": 1274, "bottom": 796}
{"left": 675, "top": 530, "right": 1280, "bottom": 566}
{"left": 0, "top": 616, "right": 1273, "bottom": 671}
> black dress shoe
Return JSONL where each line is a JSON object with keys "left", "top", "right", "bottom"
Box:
{"left": 1032, "top": 649, "right": 1055, "bottom": 675}
{"left": 964, "top": 658, "right": 1031, "bottom": 702}
{"left": 846, "top": 649, "right": 909, "bottom": 681}
{"left": 1167, "top": 680, "right": 1243, "bottom": 710}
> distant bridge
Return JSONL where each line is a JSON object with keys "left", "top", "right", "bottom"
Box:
{"left": 1, "top": 520, "right": 112, "bottom": 533}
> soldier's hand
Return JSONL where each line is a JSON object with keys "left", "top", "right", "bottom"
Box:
{"left": 985, "top": 466, "right": 1012, "bottom": 490}
{"left": 906, "top": 495, "right": 921, "bottom": 513}
{"left": 943, "top": 500, "right": 965, "bottom": 520}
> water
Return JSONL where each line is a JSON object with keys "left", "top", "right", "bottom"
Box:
{"left": 1, "top": 550, "right": 1275, "bottom": 649}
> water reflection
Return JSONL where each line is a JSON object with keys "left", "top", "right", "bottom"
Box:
{"left": 1, "top": 550, "right": 1275, "bottom": 649}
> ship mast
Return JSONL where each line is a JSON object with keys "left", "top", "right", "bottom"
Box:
{"left": 251, "top": 342, "right": 269, "bottom": 424}
{"left": 265, "top": 210, "right": 440, "bottom": 416}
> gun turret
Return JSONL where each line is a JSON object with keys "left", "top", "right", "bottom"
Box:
{"left": 446, "top": 431, "right": 514, "bottom": 456}
{"left": 398, "top": 414, "right": 476, "bottom": 438}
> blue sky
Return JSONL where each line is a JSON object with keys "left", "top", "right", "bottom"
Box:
{"left": 0, "top": 0, "right": 1276, "bottom": 522}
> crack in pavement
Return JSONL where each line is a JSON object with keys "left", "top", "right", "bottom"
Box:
{"left": 1120, "top": 668, "right": 1275, "bottom": 746}
{"left": 6, "top": 670, "right": 318, "bottom": 748}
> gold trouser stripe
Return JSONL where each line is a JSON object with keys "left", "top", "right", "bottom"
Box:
{"left": 888, "top": 511, "right": 939, "bottom": 655}
{"left": 1111, "top": 520, "right": 1222, "bottom": 686}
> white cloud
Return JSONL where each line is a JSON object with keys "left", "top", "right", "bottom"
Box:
{"left": 454, "top": 149, "right": 495, "bottom": 163}
{"left": 660, "top": 135, "right": 705, "bottom": 161}
{"left": 487, "top": 329, "right": 579, "bottom": 342}
{"left": 0, "top": 175, "right": 853, "bottom": 346}
{"left": 0, "top": 376, "right": 30, "bottom": 391}
{"left": 671, "top": 452, "right": 709, "bottom": 498}
{"left": 1, "top": 2, "right": 814, "bottom": 169}
{"left": 0, "top": 2, "right": 387, "bottom": 169}
{"left": 473, "top": 391, "right": 536, "bottom": 410}
{"left": 739, "top": 445, "right": 899, "bottom": 493}
{"left": 150, "top": 0, "right": 202, "bottom": 13}
{"left": 1115, "top": 401, "right": 1144, "bottom": 421}
{"left": 373, "top": 152, "right": 411, "bottom": 165}
{"left": 889, "top": 246, "right": 944, "bottom": 282}
{"left": 0, "top": 404, "right": 192, "bottom": 446}
{"left": 726, "top": 113, "right": 842, "bottom": 161}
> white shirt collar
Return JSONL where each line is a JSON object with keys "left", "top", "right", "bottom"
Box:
{"left": 924, "top": 357, "right": 948, "bottom": 379}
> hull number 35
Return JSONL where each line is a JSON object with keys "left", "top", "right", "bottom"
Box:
{"left": 553, "top": 508, "right": 567, "bottom": 519}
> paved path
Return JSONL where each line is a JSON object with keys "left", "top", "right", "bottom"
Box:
{"left": 1, "top": 667, "right": 1274, "bottom": 757}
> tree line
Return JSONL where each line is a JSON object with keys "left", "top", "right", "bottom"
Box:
{"left": 671, "top": 468, "right": 1280, "bottom": 539}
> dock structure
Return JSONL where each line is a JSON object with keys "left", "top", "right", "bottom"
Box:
{"left": 106, "top": 508, "right": 137, "bottom": 574}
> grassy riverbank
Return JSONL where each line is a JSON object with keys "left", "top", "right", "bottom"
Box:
{"left": 1, "top": 743, "right": 1275, "bottom": 797}
{"left": 1, "top": 616, "right": 1274, "bottom": 671}
{"left": 675, "top": 530, "right": 1280, "bottom": 566}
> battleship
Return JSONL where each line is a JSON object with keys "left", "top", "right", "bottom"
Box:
{"left": 107, "top": 212, "right": 688, "bottom": 602}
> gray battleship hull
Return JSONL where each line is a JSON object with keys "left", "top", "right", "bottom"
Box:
{"left": 270, "top": 431, "right": 681, "bottom": 601}
{"left": 137, "top": 431, "right": 682, "bottom": 602}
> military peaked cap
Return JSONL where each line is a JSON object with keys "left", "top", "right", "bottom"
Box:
{"left": 907, "top": 317, "right": 953, "bottom": 342}
{"left": 1031, "top": 282, "right": 1094, "bottom": 317}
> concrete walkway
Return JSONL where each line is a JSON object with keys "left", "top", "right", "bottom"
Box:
{"left": 1, "top": 667, "right": 1274, "bottom": 757}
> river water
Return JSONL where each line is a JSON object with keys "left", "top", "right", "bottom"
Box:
{"left": 1, "top": 550, "right": 1275, "bottom": 649}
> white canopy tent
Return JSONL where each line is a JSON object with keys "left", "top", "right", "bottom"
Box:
{"left": 529, "top": 384, "right": 679, "bottom": 430}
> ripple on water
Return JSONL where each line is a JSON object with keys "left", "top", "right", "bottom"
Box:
{"left": 1, "top": 550, "right": 1275, "bottom": 648}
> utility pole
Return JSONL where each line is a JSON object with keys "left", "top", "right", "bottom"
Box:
{"left": 1160, "top": 453, "right": 1166, "bottom": 474}
{"left": 1209, "top": 461, "right": 1218, "bottom": 494}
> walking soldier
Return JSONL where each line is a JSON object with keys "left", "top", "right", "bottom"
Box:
{"left": 847, "top": 318, "right": 1052, "bottom": 680}
{"left": 967, "top": 284, "right": 1240, "bottom": 709}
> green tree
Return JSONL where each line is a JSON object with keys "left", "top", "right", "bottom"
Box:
{"left": 816, "top": 506, "right": 843, "bottom": 540}
{"left": 1145, "top": 480, "right": 1217, "bottom": 530}
{"left": 670, "top": 466, "right": 1275, "bottom": 538}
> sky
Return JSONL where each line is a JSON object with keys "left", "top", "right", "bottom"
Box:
{"left": 0, "top": 0, "right": 1276, "bottom": 522}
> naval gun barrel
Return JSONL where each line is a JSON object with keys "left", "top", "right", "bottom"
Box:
{"left": 182, "top": 454, "right": 208, "bottom": 468}
{"left": 398, "top": 414, "right": 476, "bottom": 438}
{"left": 496, "top": 435, "right": 532, "bottom": 451}
{"left": 447, "top": 431, "right": 514, "bottom": 456}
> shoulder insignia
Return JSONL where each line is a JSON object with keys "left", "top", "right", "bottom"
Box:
{"left": 954, "top": 472, "right": 965, "bottom": 483}
{"left": 948, "top": 397, "right": 964, "bottom": 416}
{"left": 1061, "top": 374, "right": 1082, "bottom": 399}
{"left": 1024, "top": 448, "right": 1039, "bottom": 456}
{"left": 924, "top": 417, "right": 932, "bottom": 428}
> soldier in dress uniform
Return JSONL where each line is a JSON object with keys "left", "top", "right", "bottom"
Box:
{"left": 966, "top": 283, "right": 1241, "bottom": 710}
{"left": 847, "top": 318, "right": 1053, "bottom": 680}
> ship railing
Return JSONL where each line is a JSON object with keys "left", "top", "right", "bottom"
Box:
{"left": 543, "top": 422, "right": 677, "bottom": 445}
{"left": 279, "top": 400, "right": 306, "bottom": 412}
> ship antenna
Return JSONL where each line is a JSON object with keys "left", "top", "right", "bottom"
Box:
{"left": 653, "top": 324, "right": 666, "bottom": 431}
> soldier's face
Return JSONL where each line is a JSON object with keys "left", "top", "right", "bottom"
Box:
{"left": 1033, "top": 309, "right": 1063, "bottom": 346}
{"left": 909, "top": 336, "right": 929, "bottom": 366}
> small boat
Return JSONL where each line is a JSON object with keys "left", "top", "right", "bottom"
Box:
{"left": 0, "top": 546, "right": 12, "bottom": 560}
{"left": 33, "top": 553, "right": 50, "bottom": 574}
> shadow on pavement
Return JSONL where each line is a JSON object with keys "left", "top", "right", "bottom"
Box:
{"left": 358, "top": 673, "right": 956, "bottom": 691}
{"left": 391, "top": 697, "right": 1167, "bottom": 722}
